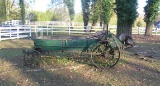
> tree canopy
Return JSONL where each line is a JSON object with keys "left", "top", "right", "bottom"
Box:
{"left": 0, "top": 0, "right": 6, "bottom": 22}
{"left": 81, "top": 0, "right": 90, "bottom": 29}
{"left": 0, "top": 0, "right": 20, "bottom": 22}
{"left": 115, "top": 0, "right": 138, "bottom": 36}
{"left": 144, "top": 0, "right": 160, "bottom": 36}
{"left": 50, "top": 0, "right": 75, "bottom": 22}
{"left": 30, "top": 10, "right": 56, "bottom": 21}
{"left": 101, "top": 0, "right": 114, "bottom": 30}
{"left": 63, "top": 0, "right": 75, "bottom": 21}
{"left": 81, "top": 0, "right": 114, "bottom": 30}
{"left": 19, "top": 0, "right": 25, "bottom": 25}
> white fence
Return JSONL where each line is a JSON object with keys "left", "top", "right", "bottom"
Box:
{"left": 132, "top": 27, "right": 160, "bottom": 35}
{"left": 0, "top": 25, "right": 160, "bottom": 41}
{"left": 33, "top": 25, "right": 103, "bottom": 36}
{"left": 0, "top": 25, "right": 31, "bottom": 41}
{"left": 32, "top": 25, "right": 160, "bottom": 36}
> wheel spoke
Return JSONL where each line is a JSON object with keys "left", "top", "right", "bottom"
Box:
{"left": 90, "top": 43, "right": 120, "bottom": 68}
{"left": 23, "top": 50, "right": 41, "bottom": 66}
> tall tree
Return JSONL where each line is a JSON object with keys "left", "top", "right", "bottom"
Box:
{"left": 158, "top": 2, "right": 160, "bottom": 12}
{"left": 144, "top": 0, "right": 160, "bottom": 36}
{"left": 64, "top": 0, "right": 75, "bottom": 21}
{"left": 90, "top": 0, "right": 115, "bottom": 30}
{"left": 115, "top": 0, "right": 138, "bottom": 36}
{"left": 101, "top": 0, "right": 114, "bottom": 31}
{"left": 0, "top": 0, "right": 6, "bottom": 21}
{"left": 63, "top": 0, "right": 75, "bottom": 26}
{"left": 90, "top": 0, "right": 99, "bottom": 26}
{"left": 155, "top": 13, "right": 160, "bottom": 22}
{"left": 81, "top": 0, "right": 90, "bottom": 29}
{"left": 0, "top": 0, "right": 21, "bottom": 22}
{"left": 50, "top": 0, "right": 75, "bottom": 25}
{"left": 19, "top": 0, "right": 25, "bottom": 25}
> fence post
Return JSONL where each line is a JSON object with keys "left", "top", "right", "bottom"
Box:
{"left": 10, "top": 27, "right": 11, "bottom": 38}
{"left": 47, "top": 24, "right": 48, "bottom": 35}
{"left": 17, "top": 26, "right": 19, "bottom": 39}
{"left": 51, "top": 25, "right": 53, "bottom": 35}
{"left": 155, "top": 28, "right": 157, "bottom": 35}
{"left": 40, "top": 25, "right": 43, "bottom": 36}
{"left": 34, "top": 25, "right": 38, "bottom": 37}
{"left": 138, "top": 27, "right": 140, "bottom": 34}
{"left": 0, "top": 28, "right": 1, "bottom": 41}
{"left": 69, "top": 23, "right": 70, "bottom": 35}
{"left": 29, "top": 26, "right": 31, "bottom": 37}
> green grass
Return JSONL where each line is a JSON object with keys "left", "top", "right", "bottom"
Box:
{"left": 0, "top": 39, "right": 160, "bottom": 86}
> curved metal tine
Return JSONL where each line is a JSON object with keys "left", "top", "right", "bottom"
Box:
{"left": 33, "top": 50, "right": 42, "bottom": 61}
{"left": 90, "top": 31, "right": 103, "bottom": 38}
{"left": 23, "top": 51, "right": 34, "bottom": 66}
{"left": 33, "top": 49, "right": 41, "bottom": 54}
{"left": 27, "top": 34, "right": 39, "bottom": 47}
{"left": 27, "top": 34, "right": 33, "bottom": 40}
{"left": 87, "top": 34, "right": 99, "bottom": 39}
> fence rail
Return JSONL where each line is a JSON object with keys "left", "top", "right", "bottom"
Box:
{"left": 34, "top": 25, "right": 103, "bottom": 36}
{"left": 0, "top": 25, "right": 31, "bottom": 41}
{"left": 33, "top": 25, "right": 160, "bottom": 37}
{"left": 0, "top": 25, "right": 160, "bottom": 41}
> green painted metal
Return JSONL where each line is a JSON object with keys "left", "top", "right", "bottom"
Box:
{"left": 30, "top": 32, "right": 123, "bottom": 68}
{"left": 33, "top": 32, "right": 123, "bottom": 52}
{"left": 33, "top": 39, "right": 98, "bottom": 51}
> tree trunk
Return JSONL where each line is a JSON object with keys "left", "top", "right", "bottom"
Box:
{"left": 1, "top": 0, "right": 7, "bottom": 21}
{"left": 117, "top": 21, "right": 132, "bottom": 37}
{"left": 103, "top": 23, "right": 109, "bottom": 31}
{"left": 83, "top": 19, "right": 88, "bottom": 29}
{"left": 81, "top": 0, "right": 90, "bottom": 30}
{"left": 103, "top": 24, "right": 107, "bottom": 31}
{"left": 145, "top": 23, "right": 153, "bottom": 36}
{"left": 100, "top": 21, "right": 102, "bottom": 27}
{"left": 124, "top": 25, "right": 132, "bottom": 36}
{"left": 92, "top": 21, "right": 97, "bottom": 29}
{"left": 4, "top": 0, "right": 6, "bottom": 21}
{"left": 116, "top": 21, "right": 124, "bottom": 36}
{"left": 70, "top": 21, "right": 73, "bottom": 29}
{"left": 21, "top": 0, "right": 25, "bottom": 25}
{"left": 6, "top": 0, "right": 10, "bottom": 20}
{"left": 92, "top": 21, "right": 97, "bottom": 26}
{"left": 19, "top": 0, "right": 25, "bottom": 25}
{"left": 82, "top": 10, "right": 89, "bottom": 29}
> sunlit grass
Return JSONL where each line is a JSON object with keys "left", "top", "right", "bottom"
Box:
{"left": 0, "top": 39, "right": 160, "bottom": 86}
{"left": 0, "top": 59, "right": 39, "bottom": 86}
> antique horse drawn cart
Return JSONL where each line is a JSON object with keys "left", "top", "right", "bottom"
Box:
{"left": 23, "top": 31, "right": 123, "bottom": 68}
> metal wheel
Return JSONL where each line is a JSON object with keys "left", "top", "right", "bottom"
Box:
{"left": 23, "top": 50, "right": 41, "bottom": 66}
{"left": 90, "top": 43, "right": 120, "bottom": 68}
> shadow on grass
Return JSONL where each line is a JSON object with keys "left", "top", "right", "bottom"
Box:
{"left": 1, "top": 46, "right": 160, "bottom": 86}
{"left": 125, "top": 43, "right": 160, "bottom": 60}
{"left": 0, "top": 78, "right": 16, "bottom": 86}
{"left": 116, "top": 58, "right": 160, "bottom": 85}
{"left": 0, "top": 48, "right": 103, "bottom": 86}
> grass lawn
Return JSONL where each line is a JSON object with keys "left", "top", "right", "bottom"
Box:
{"left": 0, "top": 39, "right": 160, "bottom": 86}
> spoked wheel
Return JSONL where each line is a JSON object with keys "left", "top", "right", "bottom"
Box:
{"left": 90, "top": 43, "right": 120, "bottom": 69}
{"left": 23, "top": 50, "right": 41, "bottom": 66}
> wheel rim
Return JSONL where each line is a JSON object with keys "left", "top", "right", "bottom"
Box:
{"left": 23, "top": 50, "right": 41, "bottom": 66}
{"left": 24, "top": 52, "right": 34, "bottom": 66}
{"left": 90, "top": 43, "right": 120, "bottom": 68}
